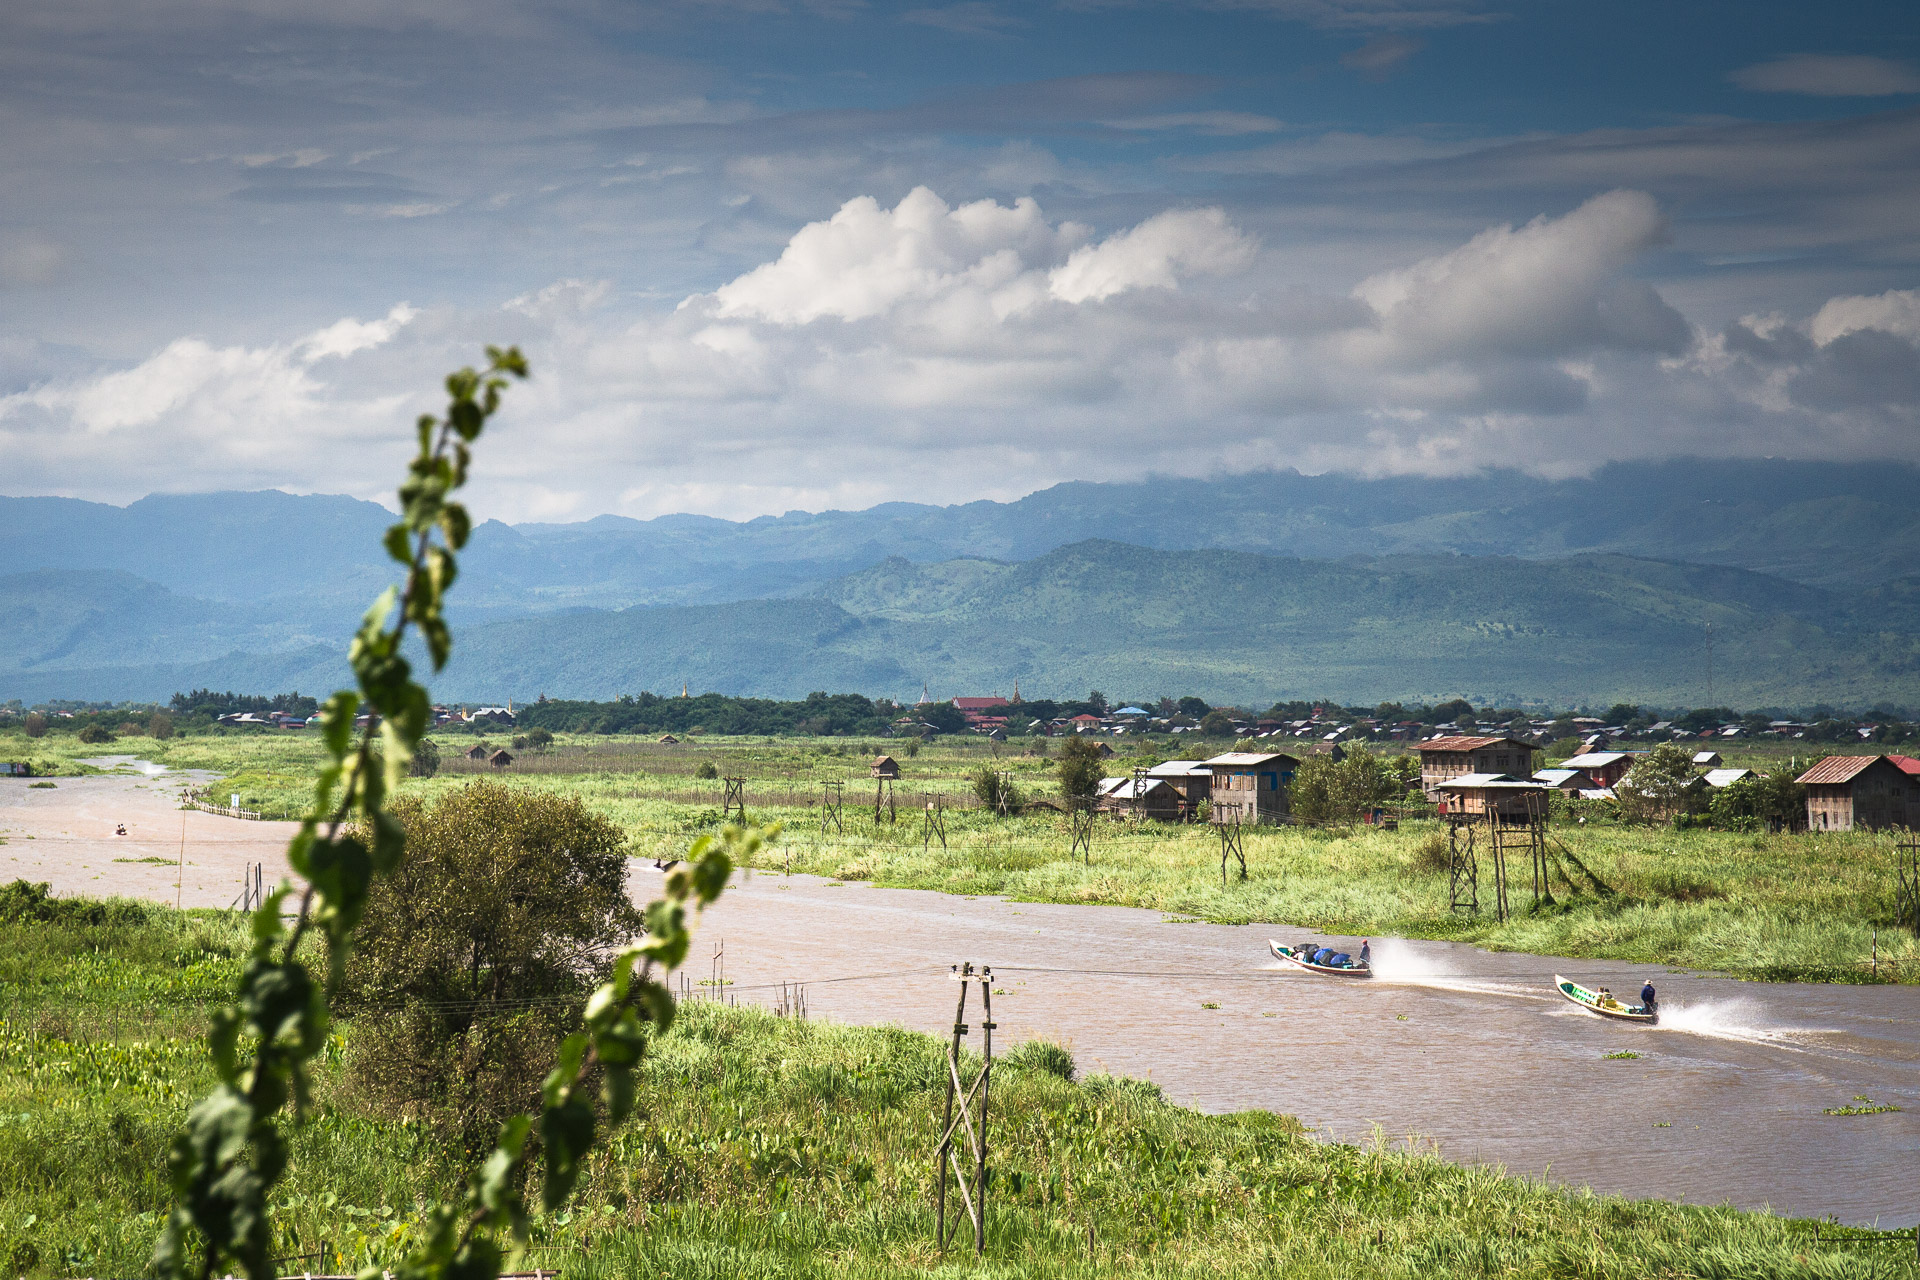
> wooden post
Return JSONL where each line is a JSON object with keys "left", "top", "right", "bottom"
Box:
{"left": 175, "top": 813, "right": 187, "bottom": 913}
{"left": 721, "top": 776, "right": 746, "bottom": 822}
{"left": 932, "top": 962, "right": 993, "bottom": 1257}
{"left": 924, "top": 795, "right": 948, "bottom": 852}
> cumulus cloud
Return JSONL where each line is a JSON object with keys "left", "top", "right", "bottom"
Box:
{"left": 1729, "top": 54, "right": 1920, "bottom": 97}
{"left": 6, "top": 188, "right": 1920, "bottom": 521}
{"left": 1349, "top": 189, "right": 1687, "bottom": 360}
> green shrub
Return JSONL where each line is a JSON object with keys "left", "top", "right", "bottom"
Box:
{"left": 694, "top": 760, "right": 719, "bottom": 780}
{"left": 77, "top": 725, "right": 114, "bottom": 744}
{"left": 1002, "top": 1038, "right": 1075, "bottom": 1081}
{"left": 0, "top": 881, "right": 153, "bottom": 928}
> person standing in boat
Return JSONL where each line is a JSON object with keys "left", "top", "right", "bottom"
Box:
{"left": 1359, "top": 939, "right": 1371, "bottom": 969}
{"left": 1640, "top": 981, "right": 1657, "bottom": 1014}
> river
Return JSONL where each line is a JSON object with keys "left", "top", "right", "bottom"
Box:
{"left": 665, "top": 864, "right": 1920, "bottom": 1227}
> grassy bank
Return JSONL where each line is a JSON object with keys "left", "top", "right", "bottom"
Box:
{"left": 9, "top": 729, "right": 1917, "bottom": 980}
{"left": 0, "top": 902, "right": 1901, "bottom": 1279}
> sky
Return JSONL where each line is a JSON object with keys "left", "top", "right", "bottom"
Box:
{"left": 1, "top": 0, "right": 1918, "bottom": 523}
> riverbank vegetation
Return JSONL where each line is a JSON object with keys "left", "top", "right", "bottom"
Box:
{"left": 0, "top": 896, "right": 1901, "bottom": 1279}
{"left": 8, "top": 730, "right": 1919, "bottom": 981}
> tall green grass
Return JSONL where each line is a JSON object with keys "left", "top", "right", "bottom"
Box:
{"left": 0, "top": 906, "right": 1900, "bottom": 1279}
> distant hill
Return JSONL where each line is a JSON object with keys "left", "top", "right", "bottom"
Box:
{"left": 4, "top": 458, "right": 1919, "bottom": 623}
{"left": 15, "top": 540, "right": 1912, "bottom": 709}
{"left": 419, "top": 541, "right": 1920, "bottom": 708}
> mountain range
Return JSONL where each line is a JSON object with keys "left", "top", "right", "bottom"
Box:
{"left": 5, "top": 458, "right": 1919, "bottom": 709}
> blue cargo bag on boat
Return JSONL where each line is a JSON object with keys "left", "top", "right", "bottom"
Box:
{"left": 1313, "top": 948, "right": 1334, "bottom": 965}
{"left": 1330, "top": 953, "right": 1350, "bottom": 968}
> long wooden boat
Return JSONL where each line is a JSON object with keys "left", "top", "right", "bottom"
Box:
{"left": 1269, "top": 939, "right": 1373, "bottom": 978}
{"left": 1555, "top": 974, "right": 1657, "bottom": 1024}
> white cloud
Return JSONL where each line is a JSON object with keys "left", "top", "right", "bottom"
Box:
{"left": 1728, "top": 54, "right": 1920, "bottom": 97}
{"left": 1349, "top": 189, "right": 1686, "bottom": 360}
{"left": 1048, "top": 207, "right": 1255, "bottom": 303}
{"left": 6, "top": 188, "right": 1920, "bottom": 523}
{"left": 1809, "top": 288, "right": 1920, "bottom": 346}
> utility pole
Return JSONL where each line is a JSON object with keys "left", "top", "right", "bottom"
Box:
{"left": 923, "top": 794, "right": 948, "bottom": 852}
{"left": 1069, "top": 803, "right": 1094, "bottom": 865}
{"left": 934, "top": 962, "right": 995, "bottom": 1256}
{"left": 821, "top": 780, "right": 844, "bottom": 834}
{"left": 1218, "top": 818, "right": 1246, "bottom": 886}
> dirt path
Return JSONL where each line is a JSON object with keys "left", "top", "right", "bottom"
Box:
{"left": 0, "top": 766, "right": 300, "bottom": 909}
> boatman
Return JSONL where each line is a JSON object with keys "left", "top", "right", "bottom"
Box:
{"left": 1359, "top": 939, "right": 1371, "bottom": 968}
{"left": 1640, "top": 980, "right": 1657, "bottom": 1014}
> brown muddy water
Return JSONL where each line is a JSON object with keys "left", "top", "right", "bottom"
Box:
{"left": 658, "top": 865, "right": 1920, "bottom": 1227}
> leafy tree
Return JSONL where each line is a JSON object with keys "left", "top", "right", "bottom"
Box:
{"left": 1605, "top": 703, "right": 1640, "bottom": 725}
{"left": 1430, "top": 698, "right": 1474, "bottom": 724}
{"left": 1086, "top": 690, "right": 1109, "bottom": 714}
{"left": 1675, "top": 706, "right": 1735, "bottom": 733}
{"left": 1177, "top": 696, "right": 1210, "bottom": 718}
{"left": 915, "top": 701, "right": 968, "bottom": 735}
{"left": 150, "top": 712, "right": 175, "bottom": 740}
{"left": 1616, "top": 742, "right": 1703, "bottom": 824}
{"left": 77, "top": 725, "right": 114, "bottom": 744}
{"left": 1290, "top": 751, "right": 1395, "bottom": 825}
{"left": 904, "top": 739, "right": 920, "bottom": 758}
{"left": 693, "top": 760, "right": 719, "bottom": 779}
{"left": 339, "top": 783, "right": 643, "bottom": 1142}
{"left": 1199, "top": 710, "right": 1235, "bottom": 737}
{"left": 23, "top": 712, "right": 46, "bottom": 739}
{"left": 410, "top": 737, "right": 441, "bottom": 778}
{"left": 1708, "top": 767, "right": 1807, "bottom": 831}
{"left": 1056, "top": 736, "right": 1106, "bottom": 800}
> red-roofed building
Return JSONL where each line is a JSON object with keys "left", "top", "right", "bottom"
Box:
{"left": 953, "top": 696, "right": 1013, "bottom": 728}
{"left": 1796, "top": 755, "right": 1920, "bottom": 832}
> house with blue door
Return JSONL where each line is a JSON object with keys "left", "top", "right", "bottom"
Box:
{"left": 1203, "top": 751, "right": 1300, "bottom": 825}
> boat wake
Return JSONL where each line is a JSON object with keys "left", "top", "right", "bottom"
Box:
{"left": 1366, "top": 939, "right": 1542, "bottom": 1000}
{"left": 1652, "top": 997, "right": 1817, "bottom": 1050}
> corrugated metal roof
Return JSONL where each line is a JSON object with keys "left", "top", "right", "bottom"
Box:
{"left": 1795, "top": 755, "right": 1883, "bottom": 785}
{"left": 1890, "top": 755, "right": 1920, "bottom": 777}
{"left": 1562, "top": 752, "right": 1630, "bottom": 768}
{"left": 1203, "top": 752, "right": 1299, "bottom": 767}
{"left": 1704, "top": 768, "right": 1753, "bottom": 787}
{"left": 1418, "top": 735, "right": 1532, "bottom": 753}
{"left": 1145, "top": 760, "right": 1211, "bottom": 777}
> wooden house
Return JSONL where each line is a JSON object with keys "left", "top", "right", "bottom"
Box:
{"left": 1094, "top": 742, "right": 1116, "bottom": 759}
{"left": 1203, "top": 751, "right": 1299, "bottom": 825}
{"left": 658, "top": 734, "right": 679, "bottom": 745}
{"left": 1093, "top": 777, "right": 1183, "bottom": 821}
{"left": 1559, "top": 751, "right": 1638, "bottom": 789}
{"left": 464, "top": 744, "right": 489, "bottom": 762}
{"left": 870, "top": 755, "right": 901, "bottom": 779}
{"left": 1692, "top": 750, "right": 1724, "bottom": 769}
{"left": 487, "top": 749, "right": 514, "bottom": 769}
{"left": 1417, "top": 736, "right": 1537, "bottom": 799}
{"left": 1796, "top": 756, "right": 1920, "bottom": 831}
{"left": 1145, "top": 761, "right": 1212, "bottom": 816}
{"left": 1434, "top": 774, "right": 1551, "bottom": 821}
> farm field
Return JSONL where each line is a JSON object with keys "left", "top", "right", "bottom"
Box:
{"left": 0, "top": 899, "right": 1903, "bottom": 1280}
{"left": 5, "top": 729, "right": 1916, "bottom": 982}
